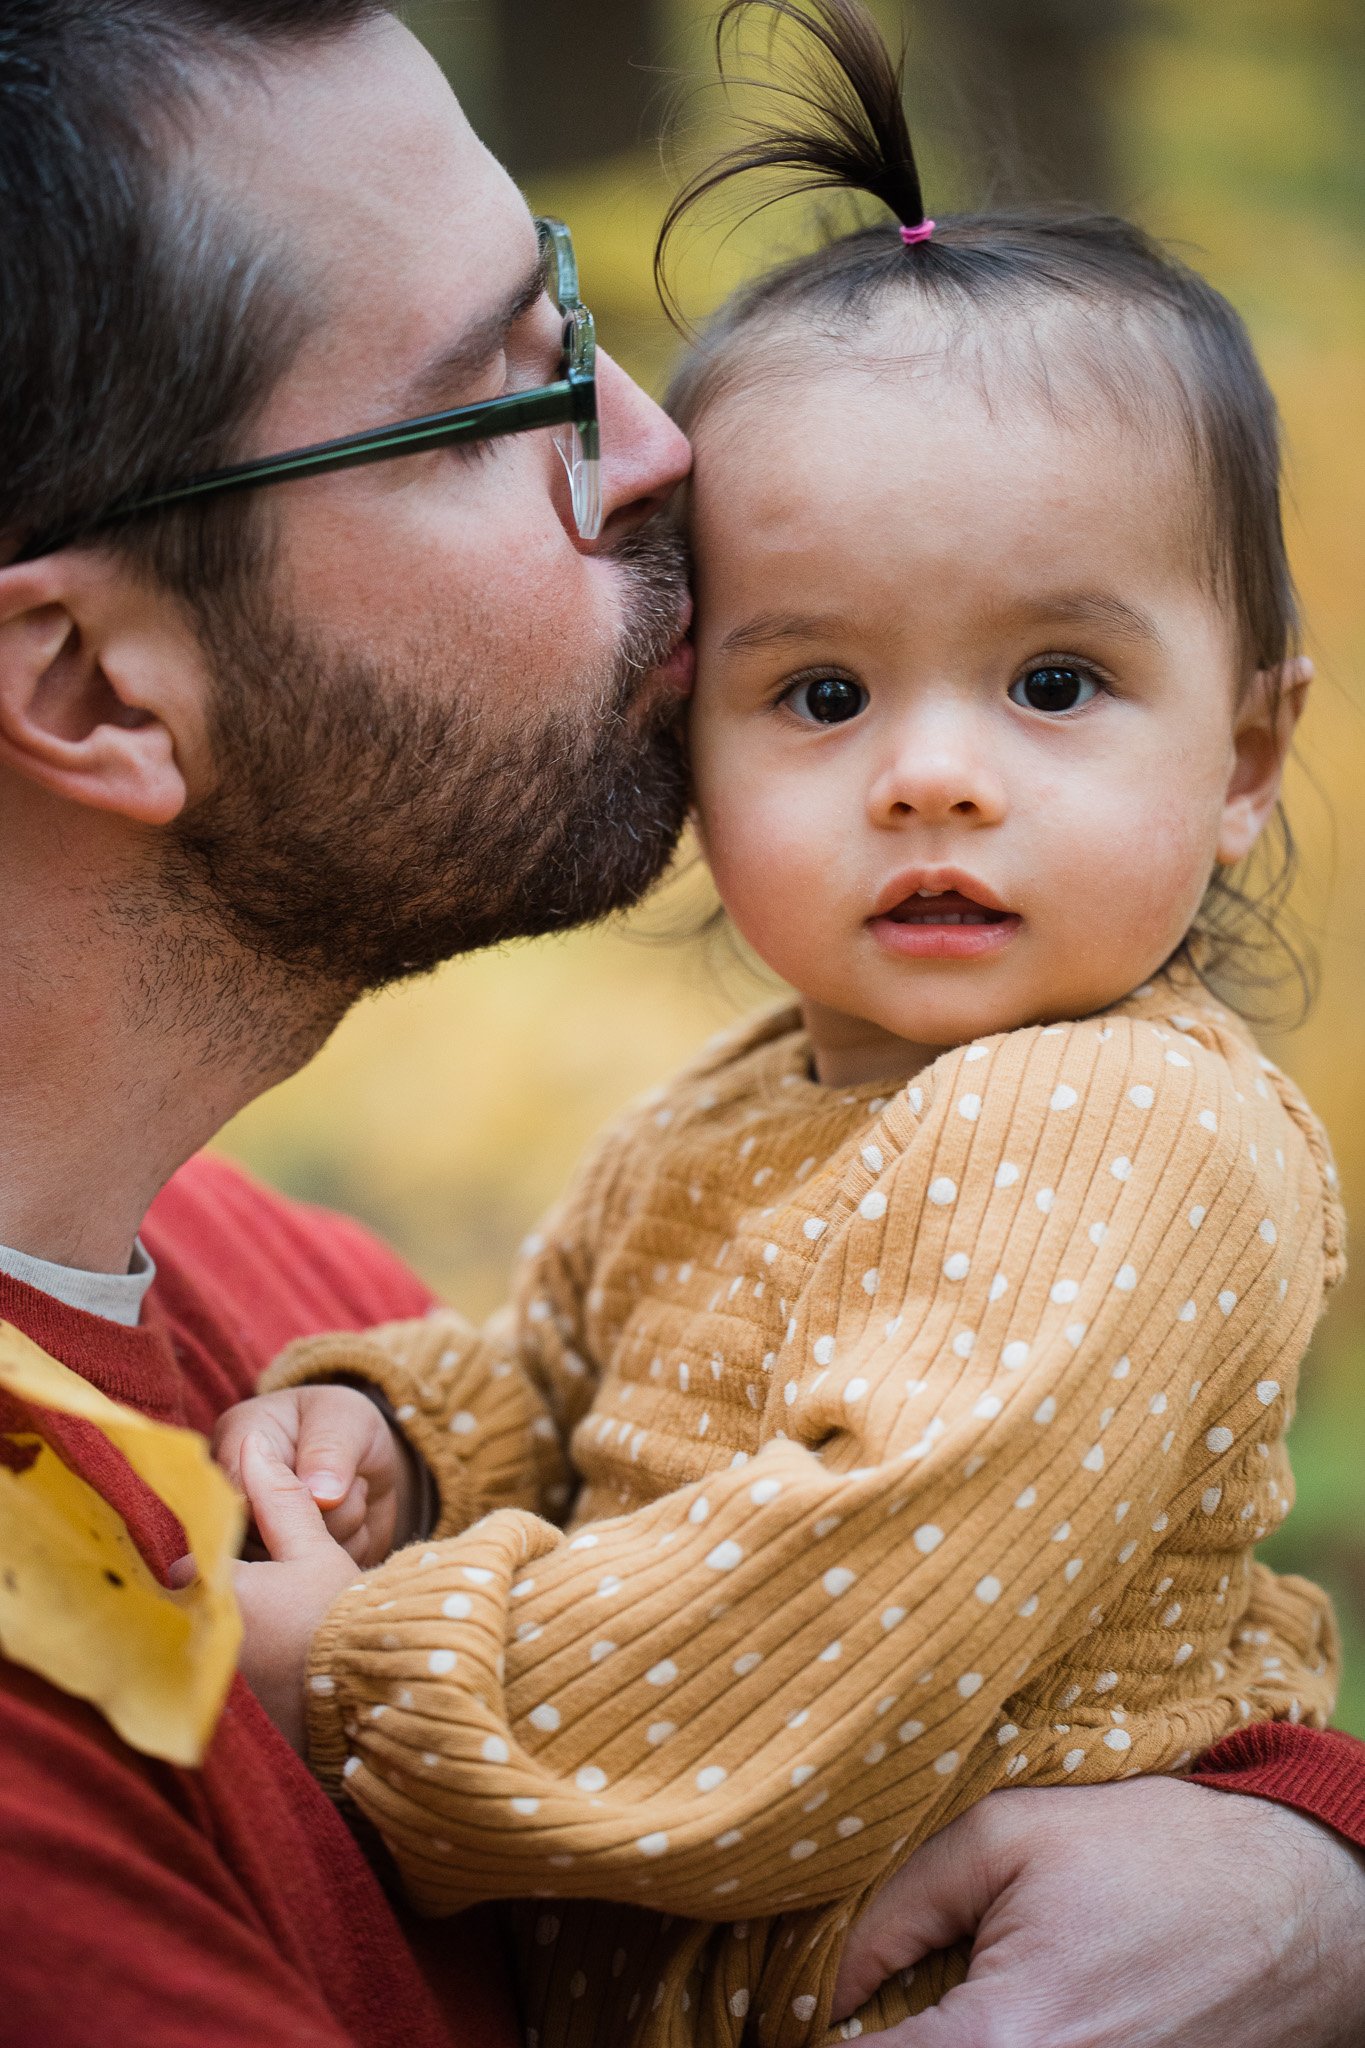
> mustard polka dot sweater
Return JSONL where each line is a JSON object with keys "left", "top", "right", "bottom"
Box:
{"left": 267, "top": 968, "right": 1342, "bottom": 2047}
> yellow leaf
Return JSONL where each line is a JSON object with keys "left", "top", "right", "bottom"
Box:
{"left": 0, "top": 1322, "right": 244, "bottom": 1767}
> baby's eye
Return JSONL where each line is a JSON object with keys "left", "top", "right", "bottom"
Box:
{"left": 785, "top": 675, "right": 869, "bottom": 725}
{"left": 1009, "top": 665, "right": 1100, "bottom": 714}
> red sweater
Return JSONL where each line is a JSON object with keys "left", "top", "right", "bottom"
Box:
{"left": 0, "top": 1155, "right": 1360, "bottom": 2048}
{"left": 0, "top": 1152, "right": 518, "bottom": 2048}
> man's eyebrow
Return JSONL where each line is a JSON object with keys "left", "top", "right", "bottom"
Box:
{"left": 719, "top": 612, "right": 857, "bottom": 656}
{"left": 402, "top": 254, "right": 547, "bottom": 415}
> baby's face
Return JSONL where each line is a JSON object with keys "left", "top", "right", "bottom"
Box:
{"left": 687, "top": 336, "right": 1276, "bottom": 1084}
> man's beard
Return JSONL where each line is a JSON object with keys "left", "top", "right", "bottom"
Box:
{"left": 164, "top": 522, "right": 691, "bottom": 998}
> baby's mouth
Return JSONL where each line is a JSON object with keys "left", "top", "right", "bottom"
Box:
{"left": 883, "top": 889, "right": 1012, "bottom": 927}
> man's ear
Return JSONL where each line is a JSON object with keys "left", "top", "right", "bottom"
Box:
{"left": 1216, "top": 655, "right": 1312, "bottom": 867}
{"left": 0, "top": 552, "right": 211, "bottom": 827}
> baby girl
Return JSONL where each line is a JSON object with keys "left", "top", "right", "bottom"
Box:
{"left": 219, "top": 3, "right": 1343, "bottom": 2041}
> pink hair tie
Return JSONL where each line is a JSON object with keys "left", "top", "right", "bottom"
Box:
{"left": 900, "top": 219, "right": 936, "bottom": 247}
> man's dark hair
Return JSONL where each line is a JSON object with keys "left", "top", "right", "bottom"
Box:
{"left": 658, "top": 0, "right": 1311, "bottom": 1016}
{"left": 0, "top": 0, "right": 386, "bottom": 600}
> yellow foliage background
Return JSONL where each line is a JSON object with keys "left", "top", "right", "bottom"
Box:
{"left": 219, "top": 0, "right": 1365, "bottom": 1727}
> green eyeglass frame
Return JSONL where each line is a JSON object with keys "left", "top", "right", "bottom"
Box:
{"left": 40, "top": 216, "right": 601, "bottom": 554}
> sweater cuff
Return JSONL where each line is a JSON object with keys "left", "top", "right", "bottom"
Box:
{"left": 305, "top": 1574, "right": 376, "bottom": 1800}
{"left": 261, "top": 1332, "right": 479, "bottom": 1541}
{"left": 1191, "top": 1723, "right": 1365, "bottom": 1852}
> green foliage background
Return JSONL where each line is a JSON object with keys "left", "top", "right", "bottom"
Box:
{"left": 219, "top": 0, "right": 1365, "bottom": 1733}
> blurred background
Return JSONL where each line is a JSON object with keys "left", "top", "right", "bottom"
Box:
{"left": 219, "top": 0, "right": 1365, "bottom": 1729}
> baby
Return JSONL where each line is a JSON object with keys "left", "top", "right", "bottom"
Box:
{"left": 219, "top": 3, "right": 1344, "bottom": 2042}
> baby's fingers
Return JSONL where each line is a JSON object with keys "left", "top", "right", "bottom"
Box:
{"left": 321, "top": 1476, "right": 372, "bottom": 1556}
{"left": 293, "top": 1389, "right": 387, "bottom": 1512}
{"left": 240, "top": 1432, "right": 342, "bottom": 1564}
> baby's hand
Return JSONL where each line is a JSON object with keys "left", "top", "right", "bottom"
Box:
{"left": 214, "top": 1383, "right": 421, "bottom": 1567}
{"left": 230, "top": 1433, "right": 361, "bottom": 1752}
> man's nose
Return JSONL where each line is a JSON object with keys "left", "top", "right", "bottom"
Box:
{"left": 589, "top": 350, "right": 692, "bottom": 540}
{"left": 867, "top": 710, "right": 1007, "bottom": 828}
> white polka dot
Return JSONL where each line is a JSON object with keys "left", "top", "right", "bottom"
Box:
{"left": 1094, "top": 1671, "right": 1118, "bottom": 1694}
{"left": 1110, "top": 1156, "right": 1132, "bottom": 1181}
{"left": 716, "top": 1828, "right": 744, "bottom": 1850}
{"left": 1018, "top": 1593, "right": 1040, "bottom": 1617}
{"left": 696, "top": 1765, "right": 728, "bottom": 1793}
{"left": 482, "top": 1735, "right": 510, "bottom": 1765}
{"left": 973, "top": 1392, "right": 1003, "bottom": 1420}
{"left": 1082, "top": 1444, "right": 1105, "bottom": 1473}
{"left": 1129, "top": 1086, "right": 1155, "bottom": 1110}
{"left": 790, "top": 1839, "right": 818, "bottom": 1860}
{"left": 688, "top": 1497, "right": 710, "bottom": 1526}
{"left": 706, "top": 1541, "right": 743, "bottom": 1572}
{"left": 428, "top": 1650, "right": 457, "bottom": 1676}
{"left": 1206, "top": 1426, "right": 1234, "bottom": 1455}
{"left": 637, "top": 1833, "right": 669, "bottom": 1857}
{"left": 1103, "top": 1728, "right": 1132, "bottom": 1752}
{"left": 575, "top": 1765, "right": 607, "bottom": 1793}
{"left": 914, "top": 1524, "right": 944, "bottom": 1554}
{"left": 749, "top": 1477, "right": 782, "bottom": 1506}
{"left": 975, "top": 1576, "right": 1002, "bottom": 1605}
{"left": 730, "top": 1991, "right": 750, "bottom": 2019}
{"left": 957, "top": 1671, "right": 983, "bottom": 1698}
{"left": 647, "top": 1721, "right": 675, "bottom": 1745}
{"left": 989, "top": 1271, "right": 1009, "bottom": 1302}
{"left": 784, "top": 1380, "right": 799, "bottom": 1406}
{"left": 1201, "top": 1487, "right": 1222, "bottom": 1515}
{"left": 964, "top": 1045, "right": 990, "bottom": 1062}
{"left": 929, "top": 1178, "right": 958, "bottom": 1207}
{"left": 1063, "top": 1748, "right": 1085, "bottom": 1773}
{"left": 958, "top": 1094, "right": 982, "bottom": 1122}
{"left": 908, "top": 1087, "right": 924, "bottom": 1112}
{"left": 836, "top": 1816, "right": 865, "bottom": 1840}
{"left": 1166, "top": 1050, "right": 1191, "bottom": 1068}
{"left": 647, "top": 1661, "right": 678, "bottom": 1687}
{"left": 1218, "top": 1290, "right": 1237, "bottom": 1316}
{"left": 1257, "top": 1380, "right": 1280, "bottom": 1406}
{"left": 1173, "top": 1644, "right": 1194, "bottom": 1667}
{"left": 1033, "top": 1397, "right": 1057, "bottom": 1425}
{"left": 954, "top": 1330, "right": 977, "bottom": 1359}
{"left": 529, "top": 1703, "right": 561, "bottom": 1733}
{"left": 1112, "top": 1356, "right": 1131, "bottom": 1379}
{"left": 824, "top": 1567, "right": 857, "bottom": 1598}
{"left": 793, "top": 1996, "right": 817, "bottom": 2023}
{"left": 1198, "top": 1110, "right": 1218, "bottom": 1133}
{"left": 1015, "top": 1486, "right": 1037, "bottom": 1510}
{"left": 933, "top": 1751, "right": 960, "bottom": 1776}
{"left": 441, "top": 1594, "right": 472, "bottom": 1620}
{"left": 1050, "top": 1278, "right": 1079, "bottom": 1304}
{"left": 596, "top": 1576, "right": 622, "bottom": 1598}
{"left": 1065, "top": 1558, "right": 1085, "bottom": 1584}
{"left": 1259, "top": 1218, "right": 1278, "bottom": 1245}
{"left": 944, "top": 1252, "right": 971, "bottom": 1282}
{"left": 1189, "top": 1206, "right": 1206, "bottom": 1229}
{"left": 862, "top": 1144, "right": 885, "bottom": 1172}
{"left": 862, "top": 1269, "right": 880, "bottom": 1295}
{"left": 881, "top": 1606, "right": 907, "bottom": 1630}
{"left": 462, "top": 1567, "right": 494, "bottom": 1586}
{"left": 1114, "top": 1265, "right": 1137, "bottom": 1292}
{"left": 860, "top": 1191, "right": 888, "bottom": 1220}
{"left": 813, "top": 1336, "right": 836, "bottom": 1366}
{"left": 804, "top": 1218, "right": 828, "bottom": 1240}
{"left": 733, "top": 1652, "right": 762, "bottom": 1677}
{"left": 1002, "top": 1341, "right": 1030, "bottom": 1371}
{"left": 1036, "top": 1189, "right": 1055, "bottom": 1214}
{"left": 511, "top": 1796, "right": 540, "bottom": 1816}
{"left": 1089, "top": 1221, "right": 1108, "bottom": 1245}
{"left": 1051, "top": 1084, "right": 1079, "bottom": 1112}
{"left": 996, "top": 1163, "right": 1020, "bottom": 1189}
{"left": 1065, "top": 1322, "right": 1088, "bottom": 1347}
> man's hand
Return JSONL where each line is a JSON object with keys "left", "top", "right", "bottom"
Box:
{"left": 230, "top": 1435, "right": 364, "bottom": 1752}
{"left": 214, "top": 1383, "right": 420, "bottom": 1566}
{"left": 834, "top": 1780, "right": 1365, "bottom": 2048}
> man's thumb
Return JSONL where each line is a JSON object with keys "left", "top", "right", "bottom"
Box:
{"left": 831, "top": 1817, "right": 998, "bottom": 2019}
{"left": 240, "top": 1431, "right": 336, "bottom": 1562}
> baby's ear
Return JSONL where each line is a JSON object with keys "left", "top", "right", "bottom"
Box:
{"left": 1216, "top": 655, "right": 1313, "bottom": 867}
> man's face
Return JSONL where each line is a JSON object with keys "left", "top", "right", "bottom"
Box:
{"left": 169, "top": 17, "right": 694, "bottom": 991}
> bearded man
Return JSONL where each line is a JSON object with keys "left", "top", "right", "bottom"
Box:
{"left": 0, "top": 6, "right": 1361, "bottom": 2047}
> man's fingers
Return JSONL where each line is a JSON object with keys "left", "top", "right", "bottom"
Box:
{"left": 832, "top": 1805, "right": 1012, "bottom": 2019}
{"left": 239, "top": 1432, "right": 339, "bottom": 1562}
{"left": 863, "top": 1985, "right": 989, "bottom": 2047}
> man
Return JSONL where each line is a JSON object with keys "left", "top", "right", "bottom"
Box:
{"left": 0, "top": 5, "right": 1360, "bottom": 2045}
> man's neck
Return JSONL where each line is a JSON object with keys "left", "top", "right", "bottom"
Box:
{"left": 0, "top": 833, "right": 341, "bottom": 1275}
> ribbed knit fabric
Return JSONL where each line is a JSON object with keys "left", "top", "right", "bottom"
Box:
{"left": 269, "top": 968, "right": 1344, "bottom": 2048}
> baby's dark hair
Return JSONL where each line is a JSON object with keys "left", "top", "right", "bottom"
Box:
{"left": 657, "top": 0, "right": 1311, "bottom": 1014}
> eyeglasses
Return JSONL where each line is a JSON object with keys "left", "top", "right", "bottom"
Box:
{"left": 41, "top": 216, "right": 601, "bottom": 555}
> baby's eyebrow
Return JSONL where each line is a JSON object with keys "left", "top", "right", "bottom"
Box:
{"left": 719, "top": 611, "right": 853, "bottom": 656}
{"left": 1013, "top": 592, "right": 1163, "bottom": 645}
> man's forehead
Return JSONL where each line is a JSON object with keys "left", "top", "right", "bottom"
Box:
{"left": 192, "top": 14, "right": 538, "bottom": 422}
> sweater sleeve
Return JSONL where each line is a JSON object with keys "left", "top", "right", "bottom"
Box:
{"left": 1191, "top": 1722, "right": 1365, "bottom": 1850}
{"left": 260, "top": 1122, "right": 633, "bottom": 1537}
{"left": 304, "top": 1013, "right": 1338, "bottom": 1918}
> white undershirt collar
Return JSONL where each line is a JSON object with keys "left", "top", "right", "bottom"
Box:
{"left": 0, "top": 1238, "right": 157, "bottom": 1328}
